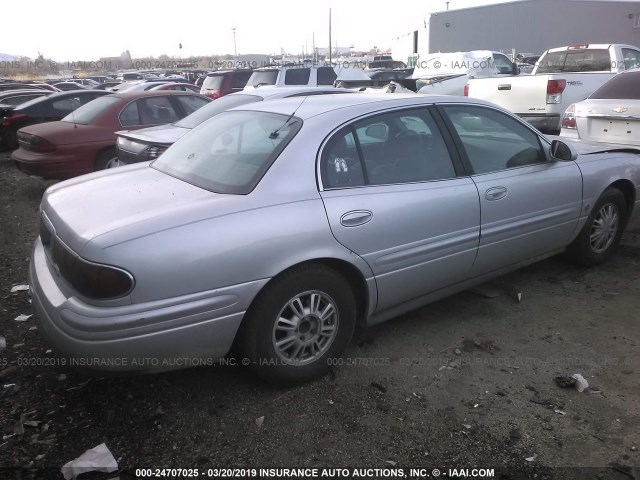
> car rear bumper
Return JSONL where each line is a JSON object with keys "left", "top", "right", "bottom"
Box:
{"left": 29, "top": 238, "right": 265, "bottom": 372}
{"left": 11, "top": 147, "right": 94, "bottom": 180}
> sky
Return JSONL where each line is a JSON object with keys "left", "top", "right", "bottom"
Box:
{"left": 3, "top": 0, "right": 636, "bottom": 61}
{"left": 2, "top": 0, "right": 518, "bottom": 61}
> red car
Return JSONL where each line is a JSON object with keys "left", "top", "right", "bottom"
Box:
{"left": 151, "top": 82, "right": 201, "bottom": 93}
{"left": 11, "top": 91, "right": 210, "bottom": 180}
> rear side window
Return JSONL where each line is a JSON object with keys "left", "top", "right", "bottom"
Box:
{"left": 231, "top": 71, "right": 253, "bottom": 88}
{"left": 590, "top": 71, "right": 640, "bottom": 100}
{"left": 138, "top": 96, "right": 180, "bottom": 124}
{"left": 321, "top": 108, "right": 456, "bottom": 188}
{"left": 284, "top": 68, "right": 310, "bottom": 85}
{"left": 536, "top": 49, "right": 611, "bottom": 73}
{"left": 317, "top": 67, "right": 337, "bottom": 85}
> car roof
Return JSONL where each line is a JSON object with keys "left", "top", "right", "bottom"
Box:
{"left": 230, "top": 93, "right": 488, "bottom": 120}
{"left": 237, "top": 86, "right": 342, "bottom": 100}
{"left": 110, "top": 90, "right": 205, "bottom": 99}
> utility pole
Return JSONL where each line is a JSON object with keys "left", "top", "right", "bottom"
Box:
{"left": 232, "top": 27, "right": 237, "bottom": 63}
{"left": 446, "top": 2, "right": 450, "bottom": 10}
{"left": 329, "top": 8, "right": 332, "bottom": 64}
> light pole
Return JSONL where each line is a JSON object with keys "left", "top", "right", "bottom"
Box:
{"left": 446, "top": 2, "right": 450, "bottom": 10}
{"left": 232, "top": 27, "right": 238, "bottom": 64}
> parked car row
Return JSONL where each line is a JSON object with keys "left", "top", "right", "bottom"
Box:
{"left": 10, "top": 91, "right": 210, "bottom": 179}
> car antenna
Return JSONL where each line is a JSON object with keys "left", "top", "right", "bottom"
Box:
{"left": 70, "top": 97, "right": 78, "bottom": 129}
{"left": 269, "top": 96, "right": 307, "bottom": 139}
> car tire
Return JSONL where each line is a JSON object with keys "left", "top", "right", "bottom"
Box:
{"left": 237, "top": 264, "right": 356, "bottom": 386}
{"left": 566, "top": 187, "right": 627, "bottom": 266}
{"left": 94, "top": 148, "right": 119, "bottom": 171}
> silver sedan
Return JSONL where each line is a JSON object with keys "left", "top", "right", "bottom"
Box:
{"left": 30, "top": 94, "right": 640, "bottom": 384}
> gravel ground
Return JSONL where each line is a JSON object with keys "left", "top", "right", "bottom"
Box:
{"left": 0, "top": 151, "right": 639, "bottom": 480}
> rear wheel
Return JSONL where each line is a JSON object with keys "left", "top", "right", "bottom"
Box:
{"left": 237, "top": 265, "right": 356, "bottom": 385}
{"left": 566, "top": 187, "right": 627, "bottom": 266}
{"left": 94, "top": 148, "right": 119, "bottom": 171}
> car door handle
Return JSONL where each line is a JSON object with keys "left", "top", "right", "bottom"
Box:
{"left": 340, "top": 210, "right": 373, "bottom": 227}
{"left": 485, "top": 187, "right": 508, "bottom": 201}
{"left": 498, "top": 84, "right": 512, "bottom": 91}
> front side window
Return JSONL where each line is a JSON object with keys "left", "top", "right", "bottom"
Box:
{"left": 442, "top": 105, "right": 546, "bottom": 175}
{"left": 321, "top": 108, "right": 456, "bottom": 189}
{"left": 622, "top": 48, "right": 640, "bottom": 70}
{"left": 153, "top": 110, "right": 301, "bottom": 194}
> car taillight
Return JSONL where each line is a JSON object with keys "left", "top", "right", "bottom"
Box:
{"left": 142, "top": 145, "right": 168, "bottom": 160}
{"left": 2, "top": 113, "right": 27, "bottom": 126}
{"left": 463, "top": 83, "right": 469, "bottom": 96}
{"left": 561, "top": 103, "right": 577, "bottom": 129}
{"left": 17, "top": 132, "right": 56, "bottom": 152}
{"left": 546, "top": 79, "right": 566, "bottom": 104}
{"left": 50, "top": 236, "right": 134, "bottom": 299}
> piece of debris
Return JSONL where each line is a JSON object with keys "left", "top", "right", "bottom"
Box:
{"left": 438, "top": 366, "right": 447, "bottom": 371}
{"left": 554, "top": 409, "right": 566, "bottom": 416}
{"left": 57, "top": 374, "right": 67, "bottom": 382}
{"left": 385, "top": 460, "right": 398, "bottom": 467}
{"left": 14, "top": 314, "right": 32, "bottom": 322}
{"left": 469, "top": 283, "right": 502, "bottom": 298}
{"left": 525, "top": 454, "right": 538, "bottom": 462}
{"left": 60, "top": 443, "right": 118, "bottom": 480}
{"left": 0, "top": 366, "right": 17, "bottom": 380}
{"left": 23, "top": 421, "right": 40, "bottom": 428}
{"left": 14, "top": 415, "right": 25, "bottom": 436}
{"left": 571, "top": 374, "right": 589, "bottom": 393}
{"left": 28, "top": 326, "right": 37, "bottom": 331}
{"left": 454, "top": 349, "right": 462, "bottom": 356}
{"left": 328, "top": 400, "right": 334, "bottom": 405}
{"left": 370, "top": 381, "right": 387, "bottom": 393}
{"left": 555, "top": 376, "right": 577, "bottom": 389}
{"left": 0, "top": 336, "right": 5, "bottom": 351}
{"left": 10, "top": 285, "right": 29, "bottom": 293}
{"left": 473, "top": 404, "right": 479, "bottom": 408}
{"left": 255, "top": 416, "right": 265, "bottom": 428}
{"left": 463, "top": 424, "right": 472, "bottom": 430}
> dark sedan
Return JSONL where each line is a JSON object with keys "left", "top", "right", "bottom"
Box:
{"left": 0, "top": 90, "right": 112, "bottom": 150}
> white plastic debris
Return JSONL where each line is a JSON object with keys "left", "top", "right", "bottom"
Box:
{"left": 0, "top": 336, "right": 5, "bottom": 351}
{"left": 14, "top": 314, "right": 32, "bottom": 322}
{"left": 571, "top": 373, "right": 589, "bottom": 393}
{"left": 525, "top": 454, "right": 538, "bottom": 462}
{"left": 61, "top": 443, "right": 118, "bottom": 480}
{"left": 554, "top": 409, "right": 566, "bottom": 416}
{"left": 10, "top": 285, "right": 29, "bottom": 293}
{"left": 255, "top": 416, "right": 265, "bottom": 428}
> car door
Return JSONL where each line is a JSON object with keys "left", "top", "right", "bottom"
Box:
{"left": 319, "top": 107, "right": 480, "bottom": 312}
{"left": 438, "top": 104, "right": 583, "bottom": 276}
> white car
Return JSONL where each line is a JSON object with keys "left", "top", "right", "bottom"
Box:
{"left": 561, "top": 70, "right": 640, "bottom": 146}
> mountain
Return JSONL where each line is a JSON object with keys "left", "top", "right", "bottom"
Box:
{"left": 0, "top": 53, "right": 20, "bottom": 61}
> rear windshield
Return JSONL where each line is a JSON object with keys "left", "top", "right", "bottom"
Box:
{"left": 153, "top": 110, "right": 301, "bottom": 194}
{"left": 61, "top": 96, "right": 120, "bottom": 124}
{"left": 246, "top": 70, "right": 279, "bottom": 88}
{"left": 536, "top": 49, "right": 611, "bottom": 73}
{"left": 175, "top": 94, "right": 262, "bottom": 129}
{"left": 202, "top": 75, "right": 225, "bottom": 90}
{"left": 590, "top": 71, "right": 640, "bottom": 100}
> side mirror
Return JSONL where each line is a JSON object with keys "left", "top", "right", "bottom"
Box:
{"left": 550, "top": 139, "right": 578, "bottom": 161}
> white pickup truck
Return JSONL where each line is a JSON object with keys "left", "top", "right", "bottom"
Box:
{"left": 465, "top": 44, "right": 640, "bottom": 133}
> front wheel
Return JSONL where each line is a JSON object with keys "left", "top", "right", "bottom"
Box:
{"left": 566, "top": 187, "right": 627, "bottom": 266}
{"left": 237, "top": 265, "right": 356, "bottom": 385}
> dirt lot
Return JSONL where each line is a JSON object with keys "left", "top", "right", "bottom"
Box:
{"left": 0, "top": 151, "right": 639, "bottom": 480}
